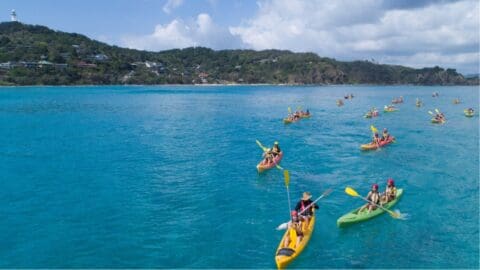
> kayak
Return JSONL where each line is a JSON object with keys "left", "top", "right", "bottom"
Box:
{"left": 283, "top": 118, "right": 298, "bottom": 124}
{"left": 337, "top": 189, "right": 404, "bottom": 227}
{"left": 257, "top": 152, "right": 283, "bottom": 173}
{"left": 464, "top": 110, "right": 475, "bottom": 117}
{"left": 416, "top": 102, "right": 422, "bottom": 107}
{"left": 364, "top": 112, "right": 379, "bottom": 118}
{"left": 275, "top": 212, "right": 315, "bottom": 269}
{"left": 384, "top": 108, "right": 398, "bottom": 112}
{"left": 300, "top": 114, "right": 311, "bottom": 119}
{"left": 360, "top": 136, "right": 395, "bottom": 151}
{"left": 431, "top": 118, "right": 445, "bottom": 124}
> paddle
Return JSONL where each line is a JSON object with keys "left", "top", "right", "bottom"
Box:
{"left": 344, "top": 187, "right": 407, "bottom": 219}
{"left": 284, "top": 170, "right": 292, "bottom": 217}
{"left": 256, "top": 139, "right": 284, "bottom": 170}
{"left": 276, "top": 188, "right": 333, "bottom": 230}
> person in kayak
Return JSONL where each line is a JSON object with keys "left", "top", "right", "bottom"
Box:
{"left": 381, "top": 128, "right": 390, "bottom": 142}
{"left": 294, "top": 192, "right": 318, "bottom": 229}
{"left": 359, "top": 184, "right": 380, "bottom": 213}
{"left": 381, "top": 178, "right": 397, "bottom": 203}
{"left": 372, "top": 132, "right": 381, "bottom": 146}
{"left": 467, "top": 108, "right": 474, "bottom": 114}
{"left": 283, "top": 210, "right": 303, "bottom": 249}
{"left": 271, "top": 142, "right": 281, "bottom": 157}
{"left": 261, "top": 148, "right": 274, "bottom": 165}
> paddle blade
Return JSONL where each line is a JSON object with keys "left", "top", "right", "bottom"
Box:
{"left": 345, "top": 187, "right": 359, "bottom": 197}
{"left": 390, "top": 209, "right": 409, "bottom": 220}
{"left": 428, "top": 111, "right": 434, "bottom": 115}
{"left": 276, "top": 222, "right": 288, "bottom": 230}
{"left": 370, "top": 125, "right": 378, "bottom": 134}
{"left": 288, "top": 107, "right": 292, "bottom": 114}
{"left": 255, "top": 139, "right": 267, "bottom": 152}
{"left": 284, "top": 170, "right": 290, "bottom": 186}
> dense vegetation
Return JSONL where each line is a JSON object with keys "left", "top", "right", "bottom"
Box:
{"left": 0, "top": 22, "right": 477, "bottom": 86}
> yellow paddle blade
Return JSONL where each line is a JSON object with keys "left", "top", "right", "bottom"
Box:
{"left": 345, "top": 186, "right": 359, "bottom": 197}
{"left": 288, "top": 107, "right": 292, "bottom": 114}
{"left": 284, "top": 170, "right": 290, "bottom": 186}
{"left": 428, "top": 111, "right": 434, "bottom": 115}
{"left": 370, "top": 125, "right": 378, "bottom": 134}
{"left": 255, "top": 140, "right": 268, "bottom": 152}
{"left": 388, "top": 210, "right": 400, "bottom": 219}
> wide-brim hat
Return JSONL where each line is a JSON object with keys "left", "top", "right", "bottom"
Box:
{"left": 302, "top": 192, "right": 312, "bottom": 200}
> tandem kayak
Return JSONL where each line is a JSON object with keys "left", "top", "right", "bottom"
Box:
{"left": 384, "top": 108, "right": 398, "bottom": 112}
{"left": 275, "top": 213, "right": 315, "bottom": 269}
{"left": 360, "top": 136, "right": 395, "bottom": 151}
{"left": 431, "top": 118, "right": 445, "bottom": 124}
{"left": 337, "top": 189, "right": 404, "bottom": 227}
{"left": 464, "top": 109, "right": 475, "bottom": 117}
{"left": 257, "top": 152, "right": 283, "bottom": 173}
{"left": 283, "top": 118, "right": 298, "bottom": 124}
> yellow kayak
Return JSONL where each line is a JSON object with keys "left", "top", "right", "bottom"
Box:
{"left": 275, "top": 214, "right": 315, "bottom": 269}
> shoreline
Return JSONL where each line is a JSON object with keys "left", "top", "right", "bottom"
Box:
{"left": 0, "top": 83, "right": 478, "bottom": 88}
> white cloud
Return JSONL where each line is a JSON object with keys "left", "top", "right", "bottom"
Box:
{"left": 163, "top": 0, "right": 184, "bottom": 14}
{"left": 122, "top": 13, "right": 241, "bottom": 51}
{"left": 230, "top": 0, "right": 480, "bottom": 73}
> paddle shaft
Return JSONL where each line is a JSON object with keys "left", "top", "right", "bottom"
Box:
{"left": 297, "top": 190, "right": 331, "bottom": 216}
{"left": 357, "top": 194, "right": 396, "bottom": 215}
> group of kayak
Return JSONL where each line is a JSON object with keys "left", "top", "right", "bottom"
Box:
{"left": 283, "top": 109, "right": 311, "bottom": 124}
{"left": 275, "top": 179, "right": 403, "bottom": 268}
{"left": 260, "top": 91, "right": 474, "bottom": 269}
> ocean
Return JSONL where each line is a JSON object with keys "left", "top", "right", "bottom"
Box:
{"left": 0, "top": 85, "right": 478, "bottom": 268}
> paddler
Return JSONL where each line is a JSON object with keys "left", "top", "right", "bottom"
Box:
{"left": 271, "top": 142, "right": 281, "bottom": 157}
{"left": 372, "top": 132, "right": 381, "bottom": 146}
{"left": 262, "top": 148, "right": 274, "bottom": 165}
{"left": 283, "top": 211, "right": 303, "bottom": 249}
{"left": 359, "top": 184, "right": 380, "bottom": 213}
{"left": 381, "top": 178, "right": 397, "bottom": 203}
{"left": 294, "top": 192, "right": 318, "bottom": 230}
{"left": 381, "top": 128, "right": 390, "bottom": 142}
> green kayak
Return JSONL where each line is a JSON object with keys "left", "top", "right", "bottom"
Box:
{"left": 337, "top": 189, "right": 403, "bottom": 227}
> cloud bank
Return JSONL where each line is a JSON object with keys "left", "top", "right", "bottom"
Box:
{"left": 122, "top": 0, "right": 479, "bottom": 74}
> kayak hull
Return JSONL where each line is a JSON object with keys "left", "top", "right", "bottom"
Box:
{"left": 384, "top": 109, "right": 398, "bottom": 112}
{"left": 337, "top": 189, "right": 404, "bottom": 227}
{"left": 275, "top": 213, "right": 315, "bottom": 269}
{"left": 360, "top": 136, "right": 395, "bottom": 151}
{"left": 464, "top": 110, "right": 475, "bottom": 117}
{"left": 431, "top": 118, "right": 445, "bottom": 124}
{"left": 257, "top": 152, "right": 283, "bottom": 173}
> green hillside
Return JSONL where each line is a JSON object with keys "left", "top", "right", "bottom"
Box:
{"left": 0, "top": 22, "right": 477, "bottom": 86}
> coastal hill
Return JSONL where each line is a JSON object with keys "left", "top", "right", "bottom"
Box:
{"left": 0, "top": 21, "right": 477, "bottom": 86}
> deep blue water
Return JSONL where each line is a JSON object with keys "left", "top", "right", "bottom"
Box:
{"left": 0, "top": 85, "right": 478, "bottom": 268}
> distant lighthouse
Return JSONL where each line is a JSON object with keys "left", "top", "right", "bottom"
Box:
{"left": 11, "top": 9, "right": 17, "bottom": 22}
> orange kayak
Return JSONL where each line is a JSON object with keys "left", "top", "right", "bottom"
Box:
{"left": 257, "top": 152, "right": 283, "bottom": 173}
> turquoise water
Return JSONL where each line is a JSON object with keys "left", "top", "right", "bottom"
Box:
{"left": 0, "top": 85, "right": 478, "bottom": 268}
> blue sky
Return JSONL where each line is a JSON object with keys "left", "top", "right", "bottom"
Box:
{"left": 1, "top": 0, "right": 479, "bottom": 74}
